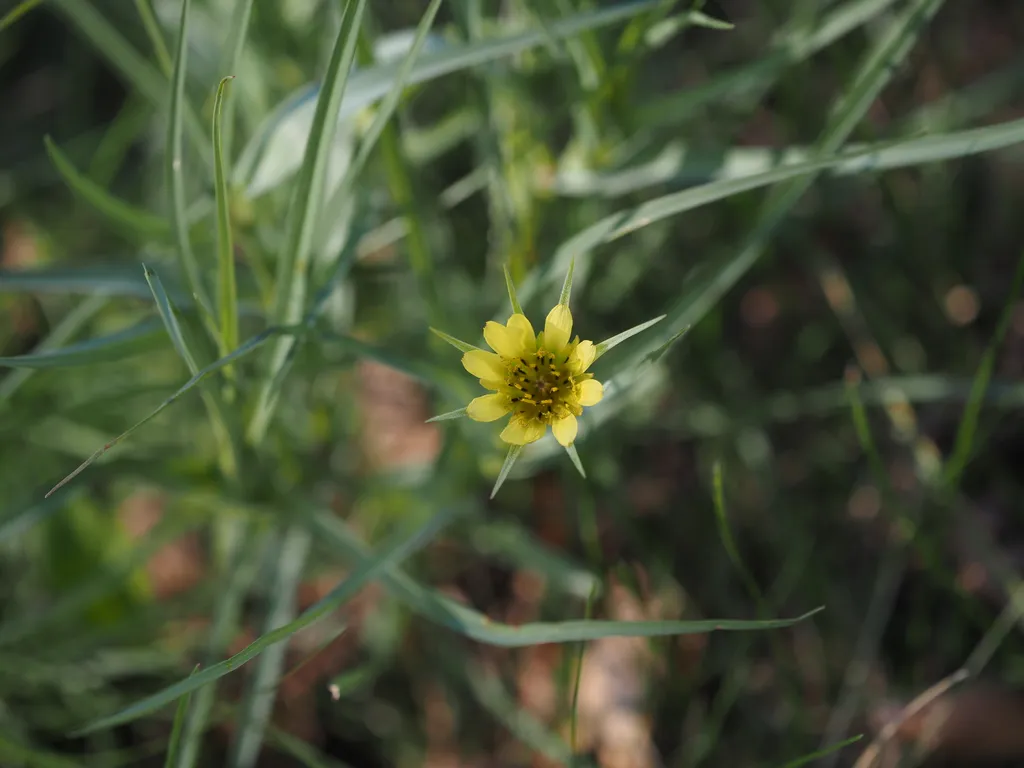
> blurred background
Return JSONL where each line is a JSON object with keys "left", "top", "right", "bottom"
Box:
{"left": 3, "top": 0, "right": 1024, "bottom": 766}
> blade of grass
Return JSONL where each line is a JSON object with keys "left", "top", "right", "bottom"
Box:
{"left": 0, "top": 0, "right": 45, "bottom": 34}
{"left": 590, "top": 0, "right": 946, "bottom": 379}
{"left": 176, "top": 520, "right": 268, "bottom": 768}
{"left": 213, "top": 77, "right": 240, "bottom": 379}
{"left": 246, "top": 0, "right": 368, "bottom": 446}
{"left": 516, "top": 111, "right": 1024, "bottom": 315}
{"left": 219, "top": 0, "right": 256, "bottom": 164}
{"left": 52, "top": 0, "right": 210, "bottom": 166}
{"left": 310, "top": 510, "right": 821, "bottom": 647}
{"left": 0, "top": 265, "right": 177, "bottom": 299}
{"left": 228, "top": 524, "right": 312, "bottom": 768}
{"left": 234, "top": 0, "right": 661, "bottom": 193}
{"left": 780, "top": 735, "right": 864, "bottom": 768}
{"left": 0, "top": 294, "right": 108, "bottom": 402}
{"left": 44, "top": 136, "right": 171, "bottom": 241}
{"left": 317, "top": 0, "right": 443, "bottom": 248}
{"left": 44, "top": 324, "right": 302, "bottom": 497}
{"left": 133, "top": 0, "right": 173, "bottom": 78}
{"left": 0, "top": 318, "right": 165, "bottom": 369}
{"left": 167, "top": 0, "right": 215, "bottom": 334}
{"left": 163, "top": 665, "right": 200, "bottom": 768}
{"left": 943, "top": 247, "right": 1024, "bottom": 488}
{"left": 491, "top": 444, "right": 524, "bottom": 498}
{"left": 74, "top": 503, "right": 464, "bottom": 734}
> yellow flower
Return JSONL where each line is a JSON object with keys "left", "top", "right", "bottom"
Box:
{"left": 460, "top": 302, "right": 604, "bottom": 447}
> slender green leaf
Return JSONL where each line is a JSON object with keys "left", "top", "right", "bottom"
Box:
{"left": 594, "top": 315, "right": 664, "bottom": 360}
{"left": 779, "top": 735, "right": 863, "bottom": 768}
{"left": 44, "top": 136, "right": 170, "bottom": 240}
{"left": 944, "top": 247, "right": 1024, "bottom": 488}
{"left": 219, "top": 0, "right": 256, "bottom": 163}
{"left": 558, "top": 256, "right": 575, "bottom": 306}
{"left": 564, "top": 443, "right": 586, "bottom": 478}
{"left": 0, "top": 0, "right": 45, "bottom": 32}
{"left": 519, "top": 113, "right": 1024, "bottom": 314}
{"left": 317, "top": 0, "right": 444, "bottom": 249}
{"left": 144, "top": 266, "right": 199, "bottom": 373}
{"left": 426, "top": 407, "right": 467, "bottom": 423}
{"left": 311, "top": 511, "right": 822, "bottom": 647}
{"left": 504, "top": 264, "right": 524, "bottom": 315}
{"left": 167, "top": 0, "right": 213, "bottom": 324}
{"left": 45, "top": 325, "right": 302, "bottom": 497}
{"left": 235, "top": 0, "right": 660, "bottom": 193}
{"left": 213, "top": 77, "right": 240, "bottom": 367}
{"left": 0, "top": 295, "right": 108, "bottom": 402}
{"left": 429, "top": 327, "right": 481, "bottom": 353}
{"left": 0, "top": 264, "right": 185, "bottom": 300}
{"left": 164, "top": 665, "right": 201, "bottom": 768}
{"left": 492, "top": 444, "right": 523, "bottom": 498}
{"left": 229, "top": 524, "right": 312, "bottom": 768}
{"left": 711, "top": 461, "right": 764, "bottom": 606}
{"left": 74, "top": 504, "right": 464, "bottom": 734}
{"left": 246, "top": 0, "right": 368, "bottom": 446}
{"left": 0, "top": 318, "right": 164, "bottom": 369}
{"left": 133, "top": 0, "right": 173, "bottom": 77}
{"left": 52, "top": 0, "right": 210, "bottom": 164}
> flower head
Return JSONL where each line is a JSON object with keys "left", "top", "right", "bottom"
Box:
{"left": 461, "top": 302, "right": 604, "bottom": 447}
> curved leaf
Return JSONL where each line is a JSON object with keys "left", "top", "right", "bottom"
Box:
{"left": 0, "top": 318, "right": 165, "bottom": 369}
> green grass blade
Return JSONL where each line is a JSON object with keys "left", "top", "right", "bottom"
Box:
{"left": 778, "top": 735, "right": 863, "bottom": 768}
{"left": 73, "top": 504, "right": 464, "bottom": 734}
{"left": 0, "top": 295, "right": 108, "bottom": 402}
{"left": 556, "top": 0, "right": 946, "bottom": 369}
{"left": 219, "top": 0, "right": 256, "bottom": 164}
{"left": 0, "top": 0, "right": 45, "bottom": 34}
{"left": 235, "top": 0, "right": 660, "bottom": 194}
{"left": 593, "top": 315, "right": 664, "bottom": 360}
{"left": 177, "top": 520, "right": 267, "bottom": 768}
{"left": 428, "top": 327, "right": 481, "bottom": 353}
{"left": 0, "top": 265, "right": 179, "bottom": 299}
{"left": 491, "top": 444, "right": 523, "bottom": 498}
{"left": 144, "top": 265, "right": 200, "bottom": 373}
{"left": 163, "top": 665, "right": 200, "bottom": 768}
{"left": 246, "top": 0, "right": 368, "bottom": 446}
{"left": 167, "top": 0, "right": 214, "bottom": 327}
{"left": 426, "top": 407, "right": 467, "bottom": 423}
{"left": 0, "top": 318, "right": 164, "bottom": 369}
{"left": 213, "top": 77, "right": 240, "bottom": 369}
{"left": 503, "top": 265, "right": 523, "bottom": 315}
{"left": 316, "top": 0, "right": 443, "bottom": 245}
{"left": 44, "top": 325, "right": 301, "bottom": 497}
{"left": 311, "top": 511, "right": 821, "bottom": 647}
{"left": 229, "top": 524, "right": 312, "bottom": 768}
{"left": 52, "top": 0, "right": 210, "bottom": 164}
{"left": 133, "top": 0, "right": 173, "bottom": 78}
{"left": 943, "top": 247, "right": 1024, "bottom": 488}
{"left": 44, "top": 136, "right": 170, "bottom": 240}
{"left": 519, "top": 113, "right": 1024, "bottom": 313}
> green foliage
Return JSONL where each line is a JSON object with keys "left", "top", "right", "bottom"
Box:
{"left": 3, "top": 0, "right": 1024, "bottom": 766}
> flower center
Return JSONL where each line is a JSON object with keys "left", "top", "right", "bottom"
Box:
{"left": 505, "top": 348, "right": 583, "bottom": 424}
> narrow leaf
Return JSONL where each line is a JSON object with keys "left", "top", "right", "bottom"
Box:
{"left": 779, "top": 735, "right": 863, "bottom": 768}
{"left": 144, "top": 265, "right": 199, "bottom": 373}
{"left": 163, "top": 665, "right": 201, "bottom": 768}
{"left": 0, "top": 0, "right": 44, "bottom": 32}
{"left": 594, "top": 315, "right": 664, "bottom": 360}
{"left": 133, "top": 0, "right": 173, "bottom": 78}
{"left": 429, "top": 327, "right": 481, "bottom": 353}
{"left": 44, "top": 136, "right": 170, "bottom": 240}
{"left": 426, "top": 407, "right": 468, "bottom": 423}
{"left": 213, "top": 76, "right": 240, "bottom": 368}
{"left": 0, "top": 318, "right": 164, "bottom": 369}
{"left": 564, "top": 443, "right": 586, "bottom": 478}
{"left": 504, "top": 264, "right": 523, "bottom": 315}
{"left": 246, "top": 0, "right": 369, "bottom": 445}
{"left": 45, "top": 325, "right": 302, "bottom": 497}
{"left": 559, "top": 256, "right": 575, "bottom": 306}
{"left": 74, "top": 504, "right": 463, "bottom": 734}
{"left": 491, "top": 444, "right": 524, "bottom": 498}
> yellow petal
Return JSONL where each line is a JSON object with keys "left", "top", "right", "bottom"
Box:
{"left": 478, "top": 378, "right": 505, "bottom": 391}
{"left": 506, "top": 313, "right": 537, "bottom": 352}
{"left": 467, "top": 393, "right": 509, "bottom": 422}
{"left": 551, "top": 413, "right": 578, "bottom": 446}
{"left": 544, "top": 304, "right": 572, "bottom": 353}
{"left": 462, "top": 350, "right": 504, "bottom": 380}
{"left": 577, "top": 379, "right": 604, "bottom": 406}
{"left": 569, "top": 340, "right": 596, "bottom": 373}
{"left": 484, "top": 321, "right": 525, "bottom": 358}
{"left": 500, "top": 418, "right": 546, "bottom": 445}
